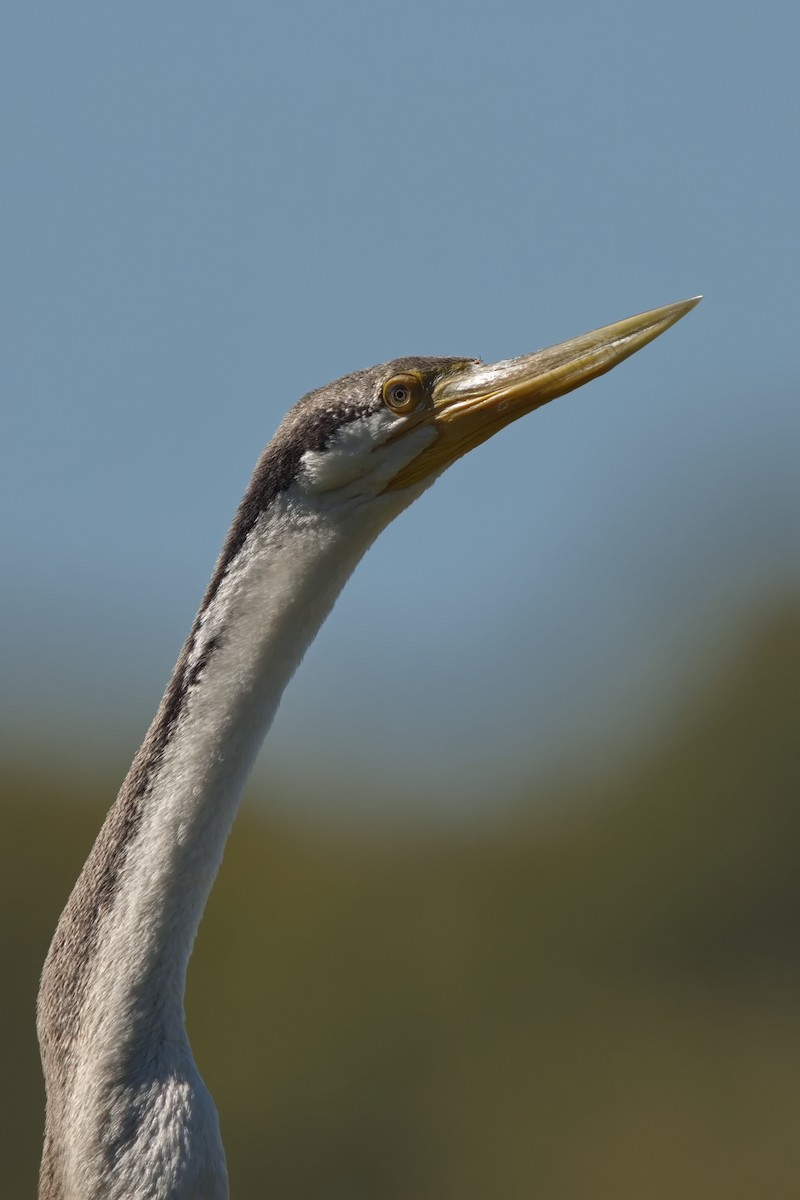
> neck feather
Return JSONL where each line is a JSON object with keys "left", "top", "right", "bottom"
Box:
{"left": 37, "top": 488, "right": 398, "bottom": 1199}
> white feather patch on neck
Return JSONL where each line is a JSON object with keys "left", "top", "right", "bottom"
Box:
{"left": 297, "top": 411, "right": 438, "bottom": 498}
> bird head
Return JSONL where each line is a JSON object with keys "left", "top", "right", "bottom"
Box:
{"left": 211, "top": 298, "right": 700, "bottom": 593}
{"left": 284, "top": 297, "right": 700, "bottom": 512}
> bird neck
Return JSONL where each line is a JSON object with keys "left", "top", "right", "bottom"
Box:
{"left": 38, "top": 491, "right": 395, "bottom": 1199}
{"left": 100, "top": 496, "right": 383, "bottom": 1030}
{"left": 110, "top": 507, "right": 366, "bottom": 1011}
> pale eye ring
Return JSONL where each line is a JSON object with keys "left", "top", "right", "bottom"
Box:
{"left": 382, "top": 374, "right": 421, "bottom": 414}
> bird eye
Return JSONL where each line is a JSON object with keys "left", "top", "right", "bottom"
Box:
{"left": 382, "top": 374, "right": 421, "bottom": 414}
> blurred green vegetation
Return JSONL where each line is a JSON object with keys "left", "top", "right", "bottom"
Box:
{"left": 3, "top": 604, "right": 799, "bottom": 1198}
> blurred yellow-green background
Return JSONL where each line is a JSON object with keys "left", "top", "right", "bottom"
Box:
{"left": 4, "top": 606, "right": 800, "bottom": 1197}
{"left": 3, "top": 2, "right": 799, "bottom": 1196}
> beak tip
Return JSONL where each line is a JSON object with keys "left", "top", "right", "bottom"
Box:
{"left": 647, "top": 294, "right": 702, "bottom": 335}
{"left": 674, "top": 294, "right": 703, "bottom": 317}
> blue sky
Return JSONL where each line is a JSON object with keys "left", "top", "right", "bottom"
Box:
{"left": 2, "top": 3, "right": 798, "bottom": 816}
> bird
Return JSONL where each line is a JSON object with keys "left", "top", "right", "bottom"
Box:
{"left": 37, "top": 297, "right": 700, "bottom": 1199}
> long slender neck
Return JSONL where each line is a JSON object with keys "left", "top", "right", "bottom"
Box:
{"left": 37, "top": 491, "right": 393, "bottom": 1200}
{"left": 104, "top": 501, "right": 370, "bottom": 1014}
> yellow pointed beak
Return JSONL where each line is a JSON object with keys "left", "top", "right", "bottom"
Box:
{"left": 388, "top": 296, "right": 701, "bottom": 490}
